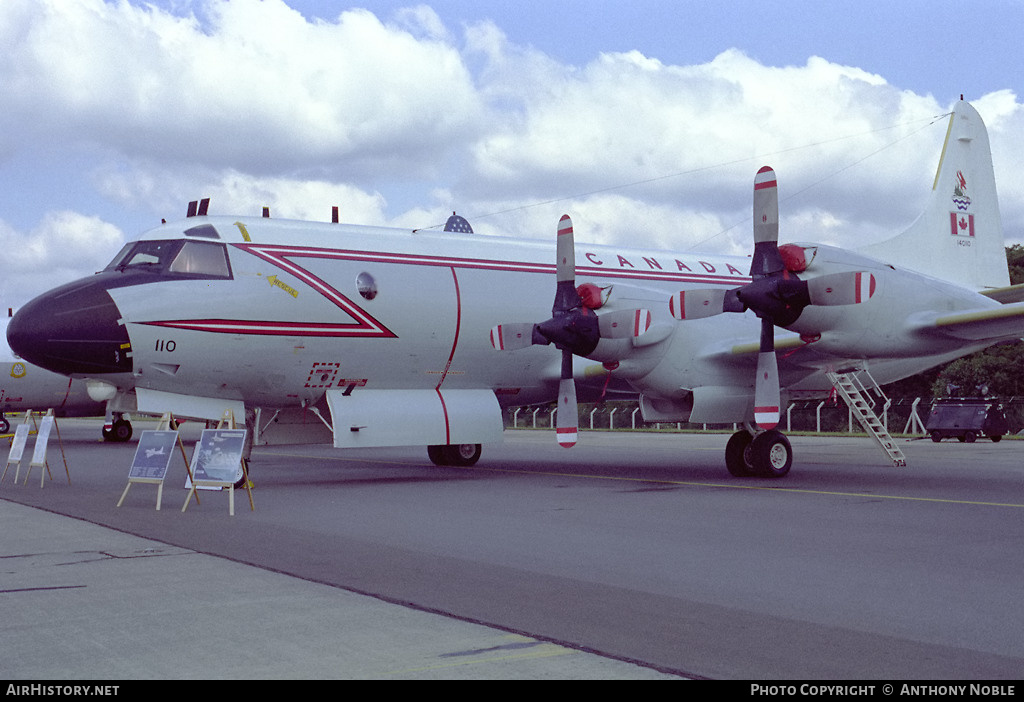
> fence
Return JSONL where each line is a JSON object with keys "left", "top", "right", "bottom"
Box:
{"left": 504, "top": 397, "right": 1024, "bottom": 436}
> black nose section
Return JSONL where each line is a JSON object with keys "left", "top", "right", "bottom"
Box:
{"left": 8, "top": 274, "right": 132, "bottom": 375}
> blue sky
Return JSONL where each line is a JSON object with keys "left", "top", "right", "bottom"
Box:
{"left": 2, "top": 0, "right": 1022, "bottom": 325}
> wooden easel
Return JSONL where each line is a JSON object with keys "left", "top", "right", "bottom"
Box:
{"left": 117, "top": 413, "right": 194, "bottom": 510}
{"left": 2, "top": 411, "right": 33, "bottom": 485}
{"left": 181, "top": 409, "right": 253, "bottom": 516}
{"left": 22, "top": 410, "right": 69, "bottom": 488}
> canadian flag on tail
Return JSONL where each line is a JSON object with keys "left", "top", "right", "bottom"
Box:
{"left": 950, "top": 212, "right": 975, "bottom": 237}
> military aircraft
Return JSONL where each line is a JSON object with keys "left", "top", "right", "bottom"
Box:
{"left": 8, "top": 100, "right": 1023, "bottom": 477}
{"left": 0, "top": 359, "right": 118, "bottom": 437}
{"left": 1, "top": 316, "right": 132, "bottom": 439}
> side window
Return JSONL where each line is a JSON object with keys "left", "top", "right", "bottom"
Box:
{"left": 169, "top": 241, "right": 231, "bottom": 278}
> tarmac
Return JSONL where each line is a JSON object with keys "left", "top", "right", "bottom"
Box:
{"left": 8, "top": 418, "right": 1024, "bottom": 680}
{"left": 1, "top": 497, "right": 676, "bottom": 680}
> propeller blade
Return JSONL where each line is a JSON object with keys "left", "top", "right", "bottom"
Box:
{"left": 490, "top": 323, "right": 537, "bottom": 351}
{"left": 553, "top": 214, "right": 584, "bottom": 318}
{"left": 556, "top": 377, "right": 578, "bottom": 447}
{"left": 556, "top": 347, "right": 578, "bottom": 447}
{"left": 753, "top": 317, "right": 780, "bottom": 429}
{"left": 753, "top": 352, "right": 780, "bottom": 429}
{"left": 751, "top": 166, "right": 783, "bottom": 278}
{"left": 806, "top": 271, "right": 877, "bottom": 306}
{"left": 670, "top": 289, "right": 727, "bottom": 320}
{"left": 598, "top": 308, "right": 653, "bottom": 338}
{"left": 556, "top": 214, "right": 575, "bottom": 284}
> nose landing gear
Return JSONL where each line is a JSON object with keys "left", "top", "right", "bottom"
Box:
{"left": 102, "top": 414, "right": 133, "bottom": 442}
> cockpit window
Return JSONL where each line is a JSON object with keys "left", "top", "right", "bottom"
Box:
{"left": 105, "top": 240, "right": 232, "bottom": 279}
{"left": 184, "top": 224, "right": 220, "bottom": 239}
{"left": 107, "top": 240, "right": 182, "bottom": 270}
{"left": 169, "top": 241, "right": 231, "bottom": 277}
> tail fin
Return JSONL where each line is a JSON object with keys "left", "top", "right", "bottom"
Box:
{"left": 859, "top": 100, "right": 1009, "bottom": 291}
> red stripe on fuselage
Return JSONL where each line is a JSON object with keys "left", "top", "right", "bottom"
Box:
{"left": 142, "top": 244, "right": 750, "bottom": 338}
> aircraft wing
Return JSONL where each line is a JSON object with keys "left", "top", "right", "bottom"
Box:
{"left": 913, "top": 302, "right": 1024, "bottom": 342}
{"left": 717, "top": 303, "right": 1024, "bottom": 358}
{"left": 725, "top": 334, "right": 806, "bottom": 359}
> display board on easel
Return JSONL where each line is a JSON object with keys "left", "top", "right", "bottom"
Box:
{"left": 117, "top": 413, "right": 193, "bottom": 510}
{"left": 2, "top": 411, "right": 33, "bottom": 485}
{"left": 23, "top": 412, "right": 53, "bottom": 487}
{"left": 2, "top": 410, "right": 69, "bottom": 488}
{"left": 182, "top": 409, "right": 253, "bottom": 516}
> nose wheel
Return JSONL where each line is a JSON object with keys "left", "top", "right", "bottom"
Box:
{"left": 725, "top": 428, "right": 792, "bottom": 478}
{"left": 102, "top": 416, "right": 133, "bottom": 443}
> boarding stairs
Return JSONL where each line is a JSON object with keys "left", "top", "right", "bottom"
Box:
{"left": 826, "top": 369, "right": 907, "bottom": 467}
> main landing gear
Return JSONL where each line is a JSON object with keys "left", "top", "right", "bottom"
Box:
{"left": 725, "top": 427, "right": 793, "bottom": 478}
{"left": 427, "top": 443, "right": 482, "bottom": 467}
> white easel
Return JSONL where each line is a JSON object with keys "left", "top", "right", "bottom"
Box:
{"left": 182, "top": 409, "right": 253, "bottom": 516}
{"left": 117, "top": 412, "right": 193, "bottom": 510}
{"left": 2, "top": 410, "right": 69, "bottom": 488}
{"left": 2, "top": 411, "right": 33, "bottom": 485}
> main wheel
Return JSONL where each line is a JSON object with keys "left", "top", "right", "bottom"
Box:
{"left": 427, "top": 444, "right": 482, "bottom": 467}
{"left": 725, "top": 430, "right": 756, "bottom": 477}
{"left": 749, "top": 430, "right": 793, "bottom": 478}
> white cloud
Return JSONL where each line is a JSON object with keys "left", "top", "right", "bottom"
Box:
{"left": 0, "top": 0, "right": 483, "bottom": 177}
{"left": 1, "top": 0, "right": 1022, "bottom": 322}
{"left": 466, "top": 45, "right": 949, "bottom": 233}
{"left": 0, "top": 212, "right": 125, "bottom": 310}
{"left": 977, "top": 90, "right": 1024, "bottom": 239}
{"left": 94, "top": 162, "right": 390, "bottom": 225}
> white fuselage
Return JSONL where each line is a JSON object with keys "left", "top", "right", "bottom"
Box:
{"left": 93, "top": 216, "right": 998, "bottom": 422}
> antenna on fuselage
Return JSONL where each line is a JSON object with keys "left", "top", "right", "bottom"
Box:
{"left": 186, "top": 198, "right": 211, "bottom": 217}
{"left": 443, "top": 212, "right": 473, "bottom": 233}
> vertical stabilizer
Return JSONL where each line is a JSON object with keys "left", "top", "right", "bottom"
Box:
{"left": 859, "top": 100, "right": 1009, "bottom": 291}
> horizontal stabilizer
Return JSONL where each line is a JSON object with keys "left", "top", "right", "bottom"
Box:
{"left": 980, "top": 284, "right": 1024, "bottom": 305}
{"left": 917, "top": 301, "right": 1024, "bottom": 341}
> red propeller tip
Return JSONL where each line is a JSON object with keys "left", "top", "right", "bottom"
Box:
{"left": 556, "top": 427, "right": 578, "bottom": 447}
{"left": 754, "top": 407, "right": 779, "bottom": 429}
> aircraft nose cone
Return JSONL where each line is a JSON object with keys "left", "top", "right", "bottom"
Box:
{"left": 7, "top": 275, "right": 132, "bottom": 375}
